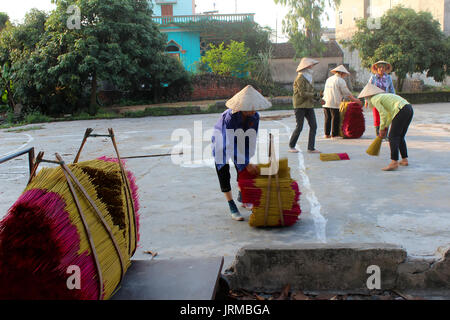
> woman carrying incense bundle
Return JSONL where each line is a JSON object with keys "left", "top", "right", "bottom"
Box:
{"left": 288, "top": 57, "right": 321, "bottom": 153}
{"left": 322, "top": 65, "right": 361, "bottom": 139}
{"left": 211, "top": 85, "right": 271, "bottom": 221}
{"left": 359, "top": 84, "right": 413, "bottom": 171}
{"left": 364, "top": 61, "right": 396, "bottom": 136}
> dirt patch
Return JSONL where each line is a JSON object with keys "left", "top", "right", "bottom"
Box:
{"left": 227, "top": 287, "right": 425, "bottom": 301}
{"left": 260, "top": 114, "right": 292, "bottom": 121}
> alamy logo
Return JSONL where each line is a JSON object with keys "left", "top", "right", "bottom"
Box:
{"left": 366, "top": 265, "right": 381, "bottom": 290}
{"left": 170, "top": 121, "right": 280, "bottom": 174}
{"left": 67, "top": 5, "right": 81, "bottom": 30}
{"left": 66, "top": 265, "right": 81, "bottom": 290}
{"left": 367, "top": 5, "right": 382, "bottom": 30}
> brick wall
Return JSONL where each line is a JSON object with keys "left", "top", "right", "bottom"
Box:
{"left": 190, "top": 74, "right": 248, "bottom": 101}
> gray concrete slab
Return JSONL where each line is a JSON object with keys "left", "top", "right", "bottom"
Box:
{"left": 0, "top": 103, "right": 449, "bottom": 270}
{"left": 111, "top": 257, "right": 223, "bottom": 300}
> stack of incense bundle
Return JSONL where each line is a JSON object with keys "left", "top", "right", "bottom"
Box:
{"left": 0, "top": 157, "right": 139, "bottom": 300}
{"left": 238, "top": 158, "right": 301, "bottom": 227}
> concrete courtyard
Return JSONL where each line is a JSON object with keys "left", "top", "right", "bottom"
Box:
{"left": 1, "top": 103, "right": 449, "bottom": 269}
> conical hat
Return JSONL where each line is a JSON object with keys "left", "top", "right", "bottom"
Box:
{"left": 371, "top": 61, "right": 393, "bottom": 74}
{"left": 225, "top": 85, "right": 272, "bottom": 113}
{"left": 331, "top": 65, "right": 350, "bottom": 75}
{"left": 296, "top": 57, "right": 319, "bottom": 72}
{"left": 358, "top": 83, "right": 386, "bottom": 99}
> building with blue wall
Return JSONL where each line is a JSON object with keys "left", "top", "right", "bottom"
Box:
{"left": 149, "top": 0, "right": 254, "bottom": 73}
{"left": 149, "top": 0, "right": 200, "bottom": 72}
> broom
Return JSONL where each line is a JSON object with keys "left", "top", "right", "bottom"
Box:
{"left": 366, "top": 136, "right": 382, "bottom": 156}
{"left": 320, "top": 153, "right": 350, "bottom": 161}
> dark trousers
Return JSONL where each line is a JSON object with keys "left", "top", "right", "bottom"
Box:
{"left": 323, "top": 107, "right": 340, "bottom": 137}
{"left": 215, "top": 164, "right": 239, "bottom": 193}
{"left": 289, "top": 108, "right": 317, "bottom": 150}
{"left": 389, "top": 104, "right": 413, "bottom": 161}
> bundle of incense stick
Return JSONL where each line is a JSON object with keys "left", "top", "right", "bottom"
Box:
{"left": 320, "top": 153, "right": 350, "bottom": 162}
{"left": 339, "top": 101, "right": 365, "bottom": 139}
{"left": 238, "top": 158, "right": 301, "bottom": 227}
{"left": 0, "top": 157, "right": 139, "bottom": 300}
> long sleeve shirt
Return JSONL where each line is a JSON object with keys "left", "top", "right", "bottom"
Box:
{"left": 369, "top": 74, "right": 396, "bottom": 94}
{"left": 323, "top": 74, "right": 353, "bottom": 109}
{"left": 293, "top": 73, "right": 317, "bottom": 109}
{"left": 211, "top": 109, "right": 260, "bottom": 172}
{"left": 369, "top": 93, "right": 410, "bottom": 129}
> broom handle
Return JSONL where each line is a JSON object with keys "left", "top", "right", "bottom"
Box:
{"left": 263, "top": 134, "right": 274, "bottom": 227}
{"left": 264, "top": 174, "right": 272, "bottom": 227}
{"left": 122, "top": 152, "right": 182, "bottom": 159}
{"left": 27, "top": 151, "right": 45, "bottom": 185}
{"left": 275, "top": 173, "right": 285, "bottom": 227}
{"left": 74, "top": 128, "right": 94, "bottom": 163}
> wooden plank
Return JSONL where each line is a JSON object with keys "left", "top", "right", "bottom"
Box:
{"left": 111, "top": 257, "right": 224, "bottom": 300}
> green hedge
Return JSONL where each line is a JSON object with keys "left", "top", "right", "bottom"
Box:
{"left": 398, "top": 91, "right": 450, "bottom": 104}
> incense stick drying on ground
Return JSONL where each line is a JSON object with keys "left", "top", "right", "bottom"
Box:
{"left": 238, "top": 158, "right": 301, "bottom": 227}
{"left": 0, "top": 157, "right": 140, "bottom": 300}
{"left": 339, "top": 102, "right": 365, "bottom": 139}
{"left": 320, "top": 153, "right": 350, "bottom": 161}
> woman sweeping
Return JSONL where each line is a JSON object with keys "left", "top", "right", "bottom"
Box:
{"left": 364, "top": 61, "right": 396, "bottom": 136}
{"left": 322, "top": 65, "right": 361, "bottom": 139}
{"left": 289, "top": 57, "right": 321, "bottom": 153}
{"left": 358, "top": 84, "right": 413, "bottom": 171}
{"left": 211, "top": 85, "right": 271, "bottom": 221}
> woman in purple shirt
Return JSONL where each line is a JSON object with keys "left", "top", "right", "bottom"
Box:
{"left": 365, "top": 61, "right": 396, "bottom": 136}
{"left": 211, "top": 85, "right": 270, "bottom": 221}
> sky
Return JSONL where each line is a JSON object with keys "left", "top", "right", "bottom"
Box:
{"left": 1, "top": 0, "right": 336, "bottom": 42}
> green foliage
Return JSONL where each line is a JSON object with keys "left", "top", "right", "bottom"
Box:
{"left": 175, "top": 20, "right": 271, "bottom": 57}
{"left": 23, "top": 110, "right": 52, "bottom": 124}
{"left": 201, "top": 41, "right": 251, "bottom": 77}
{"left": 0, "top": 12, "right": 9, "bottom": 32}
{"left": 0, "top": 1, "right": 190, "bottom": 116}
{"left": 274, "top": 0, "right": 340, "bottom": 57}
{"left": 0, "top": 9, "right": 49, "bottom": 113}
{"left": 250, "top": 47, "right": 274, "bottom": 86}
{"left": 1, "top": 89, "right": 7, "bottom": 104}
{"left": 343, "top": 6, "right": 450, "bottom": 91}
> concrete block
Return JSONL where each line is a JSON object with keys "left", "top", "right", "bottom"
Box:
{"left": 225, "top": 243, "right": 406, "bottom": 293}
{"left": 396, "top": 244, "right": 450, "bottom": 291}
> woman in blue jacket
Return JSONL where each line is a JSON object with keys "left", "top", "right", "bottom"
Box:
{"left": 211, "top": 85, "right": 271, "bottom": 221}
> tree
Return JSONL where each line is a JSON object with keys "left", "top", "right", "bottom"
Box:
{"left": 1, "top": 0, "right": 189, "bottom": 116}
{"left": 0, "top": 9, "right": 48, "bottom": 111}
{"left": 0, "top": 12, "right": 9, "bottom": 32}
{"left": 40, "top": 0, "right": 176, "bottom": 114}
{"left": 201, "top": 41, "right": 251, "bottom": 77}
{"left": 250, "top": 47, "right": 274, "bottom": 86}
{"left": 274, "top": 0, "right": 341, "bottom": 58}
{"left": 344, "top": 6, "right": 450, "bottom": 91}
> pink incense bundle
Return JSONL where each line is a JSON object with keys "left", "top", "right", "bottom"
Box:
{"left": 0, "top": 157, "right": 140, "bottom": 300}
{"left": 320, "top": 153, "right": 350, "bottom": 161}
{"left": 341, "top": 102, "right": 365, "bottom": 139}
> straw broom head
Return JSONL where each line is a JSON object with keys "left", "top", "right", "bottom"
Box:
{"left": 366, "top": 136, "right": 383, "bottom": 156}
